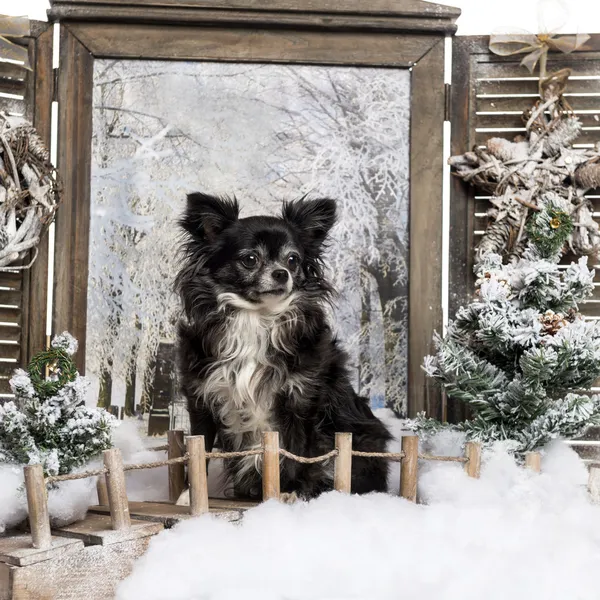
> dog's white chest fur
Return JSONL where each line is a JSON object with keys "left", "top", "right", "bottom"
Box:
{"left": 202, "top": 306, "right": 285, "bottom": 454}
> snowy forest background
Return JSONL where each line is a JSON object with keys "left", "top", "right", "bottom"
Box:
{"left": 86, "top": 60, "right": 411, "bottom": 432}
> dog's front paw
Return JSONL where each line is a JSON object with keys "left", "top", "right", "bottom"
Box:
{"left": 279, "top": 491, "right": 301, "bottom": 504}
{"left": 175, "top": 488, "right": 190, "bottom": 506}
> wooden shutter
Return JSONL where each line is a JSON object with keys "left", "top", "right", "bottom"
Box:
{"left": 0, "top": 22, "right": 53, "bottom": 398}
{"left": 448, "top": 35, "right": 600, "bottom": 420}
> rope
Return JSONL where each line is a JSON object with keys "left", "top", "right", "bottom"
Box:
{"left": 45, "top": 467, "right": 108, "bottom": 484}
{"left": 279, "top": 449, "right": 338, "bottom": 464}
{"left": 122, "top": 455, "right": 189, "bottom": 471}
{"left": 42, "top": 448, "right": 474, "bottom": 483}
{"left": 208, "top": 449, "right": 264, "bottom": 459}
{"left": 419, "top": 454, "right": 468, "bottom": 463}
{"left": 150, "top": 444, "right": 169, "bottom": 452}
{"left": 352, "top": 450, "right": 404, "bottom": 461}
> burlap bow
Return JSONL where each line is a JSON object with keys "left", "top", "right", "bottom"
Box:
{"left": 0, "top": 15, "right": 31, "bottom": 71}
{"left": 489, "top": 31, "right": 589, "bottom": 77}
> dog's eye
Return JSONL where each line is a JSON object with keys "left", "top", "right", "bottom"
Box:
{"left": 241, "top": 254, "right": 258, "bottom": 268}
{"left": 287, "top": 254, "right": 300, "bottom": 270}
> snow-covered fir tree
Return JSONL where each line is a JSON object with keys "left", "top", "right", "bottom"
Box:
{"left": 0, "top": 332, "right": 116, "bottom": 477}
{"left": 421, "top": 195, "right": 600, "bottom": 454}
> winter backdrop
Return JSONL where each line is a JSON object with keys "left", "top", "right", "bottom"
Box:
{"left": 86, "top": 60, "right": 411, "bottom": 424}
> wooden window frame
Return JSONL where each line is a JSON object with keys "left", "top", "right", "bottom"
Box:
{"left": 50, "top": 0, "right": 458, "bottom": 417}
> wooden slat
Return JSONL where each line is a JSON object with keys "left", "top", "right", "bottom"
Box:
{"left": 474, "top": 129, "right": 600, "bottom": 146}
{"left": 0, "top": 272, "right": 23, "bottom": 291}
{"left": 51, "top": 5, "right": 457, "bottom": 32}
{"left": 0, "top": 289, "right": 22, "bottom": 305}
{"left": 50, "top": 0, "right": 462, "bottom": 18}
{"left": 0, "top": 96, "right": 26, "bottom": 115}
{"left": 54, "top": 27, "right": 94, "bottom": 373}
{"left": 409, "top": 38, "right": 445, "bottom": 419}
{"left": 474, "top": 57, "right": 600, "bottom": 78}
{"left": 0, "top": 345, "right": 20, "bottom": 361}
{"left": 0, "top": 327, "right": 21, "bottom": 342}
{"left": 477, "top": 95, "right": 600, "bottom": 113}
{"left": 477, "top": 79, "right": 600, "bottom": 96}
{"left": 23, "top": 24, "right": 53, "bottom": 362}
{"left": 0, "top": 77, "right": 26, "bottom": 96}
{"left": 66, "top": 22, "right": 438, "bottom": 67}
{"left": 0, "top": 306, "right": 21, "bottom": 323}
{"left": 476, "top": 112, "right": 600, "bottom": 129}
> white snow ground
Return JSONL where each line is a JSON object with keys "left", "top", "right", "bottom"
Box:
{"left": 117, "top": 435, "right": 600, "bottom": 600}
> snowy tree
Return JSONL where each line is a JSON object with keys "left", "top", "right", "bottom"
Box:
{"left": 420, "top": 195, "right": 600, "bottom": 454}
{"left": 88, "top": 61, "right": 411, "bottom": 416}
{"left": 0, "top": 333, "right": 116, "bottom": 477}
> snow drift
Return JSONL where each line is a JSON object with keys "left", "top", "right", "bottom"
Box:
{"left": 117, "top": 440, "right": 600, "bottom": 600}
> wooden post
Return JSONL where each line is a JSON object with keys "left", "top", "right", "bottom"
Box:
{"left": 464, "top": 441, "right": 482, "bottom": 478}
{"left": 262, "top": 431, "right": 280, "bottom": 501}
{"left": 525, "top": 451, "right": 541, "bottom": 473}
{"left": 96, "top": 476, "right": 109, "bottom": 506}
{"left": 23, "top": 464, "right": 52, "bottom": 549}
{"left": 400, "top": 435, "right": 418, "bottom": 502}
{"left": 186, "top": 435, "right": 209, "bottom": 516}
{"left": 334, "top": 432, "right": 352, "bottom": 493}
{"left": 103, "top": 448, "right": 131, "bottom": 530}
{"left": 168, "top": 429, "right": 186, "bottom": 503}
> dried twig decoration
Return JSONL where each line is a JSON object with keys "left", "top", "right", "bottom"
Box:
{"left": 0, "top": 112, "right": 60, "bottom": 270}
{"left": 449, "top": 69, "right": 600, "bottom": 262}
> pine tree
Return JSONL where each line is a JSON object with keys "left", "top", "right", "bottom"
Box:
{"left": 421, "top": 195, "right": 600, "bottom": 454}
{"left": 0, "top": 333, "right": 116, "bottom": 477}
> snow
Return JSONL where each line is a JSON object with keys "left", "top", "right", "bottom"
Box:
{"left": 117, "top": 440, "right": 600, "bottom": 600}
{"left": 0, "top": 463, "right": 97, "bottom": 532}
{"left": 0, "top": 418, "right": 171, "bottom": 532}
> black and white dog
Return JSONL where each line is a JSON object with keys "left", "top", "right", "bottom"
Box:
{"left": 175, "top": 193, "right": 391, "bottom": 501}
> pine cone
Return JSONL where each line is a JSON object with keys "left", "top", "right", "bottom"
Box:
{"left": 539, "top": 310, "right": 567, "bottom": 335}
{"left": 574, "top": 161, "right": 600, "bottom": 190}
{"left": 486, "top": 137, "right": 529, "bottom": 162}
{"left": 0, "top": 225, "right": 9, "bottom": 251}
{"left": 544, "top": 117, "right": 582, "bottom": 156}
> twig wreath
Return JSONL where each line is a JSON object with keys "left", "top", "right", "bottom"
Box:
{"left": 0, "top": 112, "right": 60, "bottom": 270}
{"left": 449, "top": 68, "right": 600, "bottom": 263}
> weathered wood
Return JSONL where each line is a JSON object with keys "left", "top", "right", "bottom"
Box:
{"left": 464, "top": 441, "right": 482, "bottom": 478}
{"left": 333, "top": 432, "right": 352, "bottom": 493}
{"left": 103, "top": 448, "right": 131, "bottom": 530}
{"left": 54, "top": 26, "right": 93, "bottom": 373}
{"left": 2, "top": 536, "right": 155, "bottom": 600}
{"left": 65, "top": 23, "right": 438, "bottom": 67}
{"left": 23, "top": 464, "right": 51, "bottom": 550}
{"left": 89, "top": 499, "right": 255, "bottom": 526}
{"left": 400, "top": 435, "right": 418, "bottom": 502}
{"left": 408, "top": 38, "right": 445, "bottom": 419}
{"left": 24, "top": 24, "right": 54, "bottom": 364}
{"left": 187, "top": 435, "right": 209, "bottom": 516}
{"left": 96, "top": 476, "right": 109, "bottom": 506}
{"left": 49, "top": 5, "right": 457, "bottom": 32}
{"left": 53, "top": 513, "right": 162, "bottom": 546}
{"left": 525, "top": 451, "right": 542, "bottom": 473}
{"left": 167, "top": 429, "right": 186, "bottom": 503}
{"left": 262, "top": 431, "right": 280, "bottom": 501}
{"left": 0, "top": 535, "right": 83, "bottom": 567}
{"left": 50, "top": 0, "right": 461, "bottom": 18}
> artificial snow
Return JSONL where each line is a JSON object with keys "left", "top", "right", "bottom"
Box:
{"left": 0, "top": 462, "right": 97, "bottom": 532}
{"left": 118, "top": 440, "right": 600, "bottom": 600}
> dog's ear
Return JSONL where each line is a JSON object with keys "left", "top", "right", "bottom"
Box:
{"left": 282, "top": 198, "right": 337, "bottom": 250}
{"left": 181, "top": 193, "right": 239, "bottom": 242}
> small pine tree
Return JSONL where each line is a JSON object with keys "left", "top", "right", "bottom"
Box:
{"left": 0, "top": 332, "right": 116, "bottom": 477}
{"left": 421, "top": 195, "right": 600, "bottom": 454}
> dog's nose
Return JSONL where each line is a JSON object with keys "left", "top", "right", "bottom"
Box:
{"left": 272, "top": 269, "right": 289, "bottom": 283}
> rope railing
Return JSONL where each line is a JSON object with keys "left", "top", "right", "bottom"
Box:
{"left": 25, "top": 429, "right": 534, "bottom": 553}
